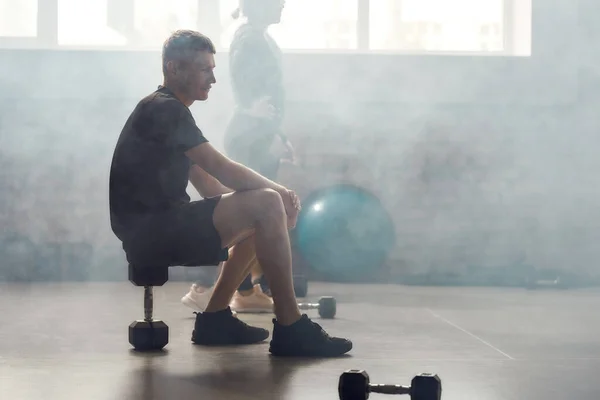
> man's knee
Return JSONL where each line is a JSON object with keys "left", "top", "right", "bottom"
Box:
{"left": 213, "top": 189, "right": 285, "bottom": 242}
{"left": 254, "top": 188, "right": 284, "bottom": 208}
{"left": 249, "top": 188, "right": 285, "bottom": 221}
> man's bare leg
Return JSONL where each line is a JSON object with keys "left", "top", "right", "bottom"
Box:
{"left": 236, "top": 260, "right": 262, "bottom": 296}
{"left": 193, "top": 188, "right": 352, "bottom": 356}
{"left": 205, "top": 235, "right": 258, "bottom": 312}
{"left": 210, "top": 189, "right": 301, "bottom": 325}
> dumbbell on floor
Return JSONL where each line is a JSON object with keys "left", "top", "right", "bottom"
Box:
{"left": 297, "top": 296, "right": 336, "bottom": 319}
{"left": 128, "top": 264, "right": 169, "bottom": 351}
{"left": 338, "top": 370, "right": 442, "bottom": 400}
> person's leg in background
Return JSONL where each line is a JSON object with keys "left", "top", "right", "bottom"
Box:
{"left": 224, "top": 238, "right": 274, "bottom": 313}
{"left": 181, "top": 263, "right": 222, "bottom": 311}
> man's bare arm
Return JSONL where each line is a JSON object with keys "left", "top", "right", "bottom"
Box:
{"left": 185, "top": 143, "right": 301, "bottom": 223}
{"left": 188, "top": 164, "right": 232, "bottom": 198}
{"left": 185, "top": 142, "right": 285, "bottom": 193}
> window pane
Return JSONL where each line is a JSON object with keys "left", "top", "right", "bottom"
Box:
{"left": 0, "top": 0, "right": 37, "bottom": 37}
{"left": 219, "top": 0, "right": 358, "bottom": 50}
{"left": 369, "top": 0, "right": 504, "bottom": 52}
{"left": 58, "top": 0, "right": 126, "bottom": 46}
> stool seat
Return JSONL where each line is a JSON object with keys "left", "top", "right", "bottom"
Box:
{"left": 127, "top": 247, "right": 229, "bottom": 287}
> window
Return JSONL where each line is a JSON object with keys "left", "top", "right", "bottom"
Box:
{"left": 58, "top": 0, "right": 126, "bottom": 46}
{"left": 58, "top": 0, "right": 198, "bottom": 48}
{"left": 0, "top": 0, "right": 37, "bottom": 37}
{"left": 219, "top": 0, "right": 358, "bottom": 50}
{"left": 369, "top": 0, "right": 505, "bottom": 52}
{"left": 1, "top": 0, "right": 530, "bottom": 54}
{"left": 219, "top": 0, "right": 529, "bottom": 55}
{"left": 270, "top": 0, "right": 358, "bottom": 50}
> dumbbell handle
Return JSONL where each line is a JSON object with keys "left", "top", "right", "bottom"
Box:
{"left": 369, "top": 384, "right": 411, "bottom": 395}
{"left": 144, "top": 286, "right": 154, "bottom": 321}
{"left": 297, "top": 302, "right": 317, "bottom": 309}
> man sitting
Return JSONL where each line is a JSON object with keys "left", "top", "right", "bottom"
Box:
{"left": 108, "top": 29, "right": 352, "bottom": 357}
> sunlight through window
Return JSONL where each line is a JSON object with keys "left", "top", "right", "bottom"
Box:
{"left": 0, "top": 0, "right": 37, "bottom": 37}
{"left": 57, "top": 0, "right": 198, "bottom": 47}
{"left": 369, "top": 0, "right": 505, "bottom": 52}
{"left": 58, "top": 0, "right": 126, "bottom": 46}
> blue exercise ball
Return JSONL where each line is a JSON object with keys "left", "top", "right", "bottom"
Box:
{"left": 294, "top": 184, "right": 395, "bottom": 281}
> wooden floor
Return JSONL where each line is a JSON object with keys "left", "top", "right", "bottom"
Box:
{"left": 2, "top": 281, "right": 600, "bottom": 400}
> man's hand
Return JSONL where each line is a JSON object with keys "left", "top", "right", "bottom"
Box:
{"left": 278, "top": 189, "right": 301, "bottom": 229}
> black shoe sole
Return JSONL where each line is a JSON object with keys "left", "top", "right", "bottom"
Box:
{"left": 268, "top": 342, "right": 353, "bottom": 358}
{"left": 192, "top": 329, "right": 270, "bottom": 346}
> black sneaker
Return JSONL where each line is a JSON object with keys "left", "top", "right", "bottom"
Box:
{"left": 269, "top": 314, "right": 352, "bottom": 357}
{"left": 192, "top": 307, "right": 269, "bottom": 345}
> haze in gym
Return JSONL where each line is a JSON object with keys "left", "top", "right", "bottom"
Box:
{"left": 2, "top": 1, "right": 599, "bottom": 399}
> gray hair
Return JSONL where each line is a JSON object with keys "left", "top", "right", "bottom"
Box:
{"left": 162, "top": 30, "right": 216, "bottom": 76}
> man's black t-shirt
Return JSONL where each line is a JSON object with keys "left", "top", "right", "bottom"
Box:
{"left": 109, "top": 86, "right": 208, "bottom": 241}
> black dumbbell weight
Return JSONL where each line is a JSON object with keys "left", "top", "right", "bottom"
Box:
{"left": 338, "top": 370, "right": 442, "bottom": 400}
{"left": 128, "top": 264, "right": 169, "bottom": 351}
{"left": 297, "top": 296, "right": 336, "bottom": 318}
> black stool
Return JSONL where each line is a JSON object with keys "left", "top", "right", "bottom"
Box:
{"left": 128, "top": 249, "right": 229, "bottom": 351}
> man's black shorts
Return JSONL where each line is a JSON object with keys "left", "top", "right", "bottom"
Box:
{"left": 122, "top": 196, "right": 225, "bottom": 267}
